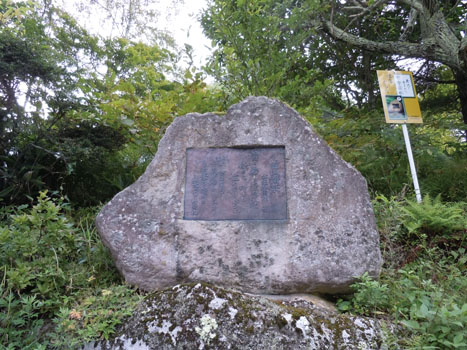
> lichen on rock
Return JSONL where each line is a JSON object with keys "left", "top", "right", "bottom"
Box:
{"left": 83, "top": 283, "right": 400, "bottom": 350}
{"left": 195, "top": 314, "right": 218, "bottom": 345}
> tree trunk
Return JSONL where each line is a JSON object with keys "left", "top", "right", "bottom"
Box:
{"left": 453, "top": 69, "right": 467, "bottom": 139}
{"left": 361, "top": 50, "right": 376, "bottom": 108}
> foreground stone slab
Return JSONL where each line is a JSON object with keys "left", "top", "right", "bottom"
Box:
{"left": 83, "top": 283, "right": 399, "bottom": 350}
{"left": 96, "top": 96, "right": 382, "bottom": 294}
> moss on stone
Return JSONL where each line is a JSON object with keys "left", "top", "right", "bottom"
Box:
{"left": 84, "top": 283, "right": 401, "bottom": 350}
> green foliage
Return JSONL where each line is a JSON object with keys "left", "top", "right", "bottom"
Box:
{"left": 373, "top": 194, "right": 466, "bottom": 269}
{"left": 307, "top": 108, "right": 408, "bottom": 197}
{"left": 307, "top": 105, "right": 467, "bottom": 202}
{"left": 339, "top": 261, "right": 467, "bottom": 349}
{"left": 374, "top": 195, "right": 466, "bottom": 258}
{"left": 401, "top": 195, "right": 466, "bottom": 237}
{"left": 92, "top": 38, "right": 222, "bottom": 158}
{"left": 0, "top": 288, "right": 45, "bottom": 350}
{"left": 201, "top": 0, "right": 335, "bottom": 110}
{"left": 0, "top": 0, "right": 110, "bottom": 206}
{"left": 0, "top": 1, "right": 223, "bottom": 207}
{"left": 0, "top": 192, "right": 139, "bottom": 349}
{"left": 336, "top": 272, "right": 390, "bottom": 315}
{"left": 202, "top": 0, "right": 403, "bottom": 111}
{"left": 338, "top": 195, "right": 467, "bottom": 349}
{"left": 1, "top": 191, "right": 77, "bottom": 307}
{"left": 50, "top": 285, "right": 142, "bottom": 349}
{"left": 398, "top": 280, "right": 466, "bottom": 349}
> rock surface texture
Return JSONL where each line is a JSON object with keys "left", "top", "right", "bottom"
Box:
{"left": 83, "top": 283, "right": 397, "bottom": 350}
{"left": 96, "top": 96, "right": 382, "bottom": 294}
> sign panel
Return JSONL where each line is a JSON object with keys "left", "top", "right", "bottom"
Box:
{"left": 377, "top": 70, "right": 423, "bottom": 124}
{"left": 184, "top": 147, "right": 287, "bottom": 221}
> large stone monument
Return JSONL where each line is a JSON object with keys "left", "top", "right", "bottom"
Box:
{"left": 96, "top": 97, "right": 382, "bottom": 294}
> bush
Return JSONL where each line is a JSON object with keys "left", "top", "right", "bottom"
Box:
{"left": 338, "top": 195, "right": 467, "bottom": 350}
{"left": 307, "top": 106, "right": 467, "bottom": 202}
{"left": 50, "top": 285, "right": 141, "bottom": 348}
{"left": 401, "top": 195, "right": 466, "bottom": 237}
{"left": 0, "top": 191, "right": 77, "bottom": 310}
{"left": 0, "top": 192, "right": 139, "bottom": 349}
{"left": 0, "top": 287, "right": 45, "bottom": 350}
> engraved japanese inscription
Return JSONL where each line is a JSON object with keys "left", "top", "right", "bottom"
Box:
{"left": 184, "top": 147, "right": 287, "bottom": 220}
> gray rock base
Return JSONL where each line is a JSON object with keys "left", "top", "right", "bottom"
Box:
{"left": 84, "top": 283, "right": 399, "bottom": 350}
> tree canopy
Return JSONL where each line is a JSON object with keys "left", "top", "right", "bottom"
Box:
{"left": 203, "top": 0, "right": 466, "bottom": 126}
{"left": 201, "top": 0, "right": 466, "bottom": 201}
{"left": 1, "top": 0, "right": 465, "bottom": 205}
{"left": 316, "top": 0, "right": 467, "bottom": 129}
{"left": 0, "top": 0, "right": 220, "bottom": 206}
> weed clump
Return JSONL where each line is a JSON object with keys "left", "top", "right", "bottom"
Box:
{"left": 337, "top": 195, "right": 466, "bottom": 350}
{"left": 0, "top": 191, "right": 141, "bottom": 349}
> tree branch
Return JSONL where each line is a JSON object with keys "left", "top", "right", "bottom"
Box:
{"left": 413, "top": 75, "right": 456, "bottom": 84}
{"left": 430, "top": 10, "right": 461, "bottom": 67}
{"left": 397, "top": 0, "right": 424, "bottom": 12}
{"left": 341, "top": 0, "right": 388, "bottom": 32}
{"left": 399, "top": 7, "right": 418, "bottom": 41}
{"left": 320, "top": 18, "right": 461, "bottom": 69}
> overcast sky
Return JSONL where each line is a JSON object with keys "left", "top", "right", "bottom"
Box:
{"left": 61, "top": 0, "right": 212, "bottom": 68}
{"left": 165, "top": 0, "right": 211, "bottom": 68}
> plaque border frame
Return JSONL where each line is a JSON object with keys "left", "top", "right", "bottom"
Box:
{"left": 183, "top": 145, "right": 288, "bottom": 222}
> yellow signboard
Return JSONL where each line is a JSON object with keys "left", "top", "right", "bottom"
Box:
{"left": 377, "top": 70, "right": 423, "bottom": 124}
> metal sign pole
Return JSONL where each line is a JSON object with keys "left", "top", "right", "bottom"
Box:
{"left": 401, "top": 124, "right": 422, "bottom": 203}
{"left": 377, "top": 70, "right": 423, "bottom": 203}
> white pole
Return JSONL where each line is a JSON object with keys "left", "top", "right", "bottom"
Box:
{"left": 401, "top": 124, "right": 422, "bottom": 203}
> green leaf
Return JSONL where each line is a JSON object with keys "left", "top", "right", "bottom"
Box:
{"left": 401, "top": 320, "right": 420, "bottom": 330}
{"left": 453, "top": 333, "right": 464, "bottom": 343}
{"left": 120, "top": 117, "right": 135, "bottom": 126}
{"left": 0, "top": 186, "right": 14, "bottom": 198}
{"left": 418, "top": 303, "right": 430, "bottom": 318}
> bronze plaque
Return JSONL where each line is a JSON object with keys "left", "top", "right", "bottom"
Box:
{"left": 184, "top": 147, "right": 287, "bottom": 220}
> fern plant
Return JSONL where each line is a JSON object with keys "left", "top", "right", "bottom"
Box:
{"left": 401, "top": 195, "right": 466, "bottom": 237}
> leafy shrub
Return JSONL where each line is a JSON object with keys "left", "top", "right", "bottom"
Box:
{"left": 392, "top": 260, "right": 466, "bottom": 350}
{"left": 372, "top": 194, "right": 408, "bottom": 269}
{"left": 50, "top": 285, "right": 141, "bottom": 349}
{"left": 373, "top": 195, "right": 465, "bottom": 268}
{"left": 308, "top": 106, "right": 467, "bottom": 202}
{"left": 339, "top": 195, "right": 467, "bottom": 350}
{"left": 338, "top": 257, "right": 467, "bottom": 349}
{"left": 0, "top": 192, "right": 138, "bottom": 349}
{"left": 0, "top": 191, "right": 77, "bottom": 310}
{"left": 336, "top": 272, "right": 390, "bottom": 315}
{"left": 401, "top": 195, "right": 466, "bottom": 237}
{"left": 0, "top": 288, "right": 45, "bottom": 350}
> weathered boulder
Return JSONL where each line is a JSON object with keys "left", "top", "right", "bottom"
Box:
{"left": 83, "top": 283, "right": 398, "bottom": 350}
{"left": 96, "top": 96, "right": 382, "bottom": 294}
